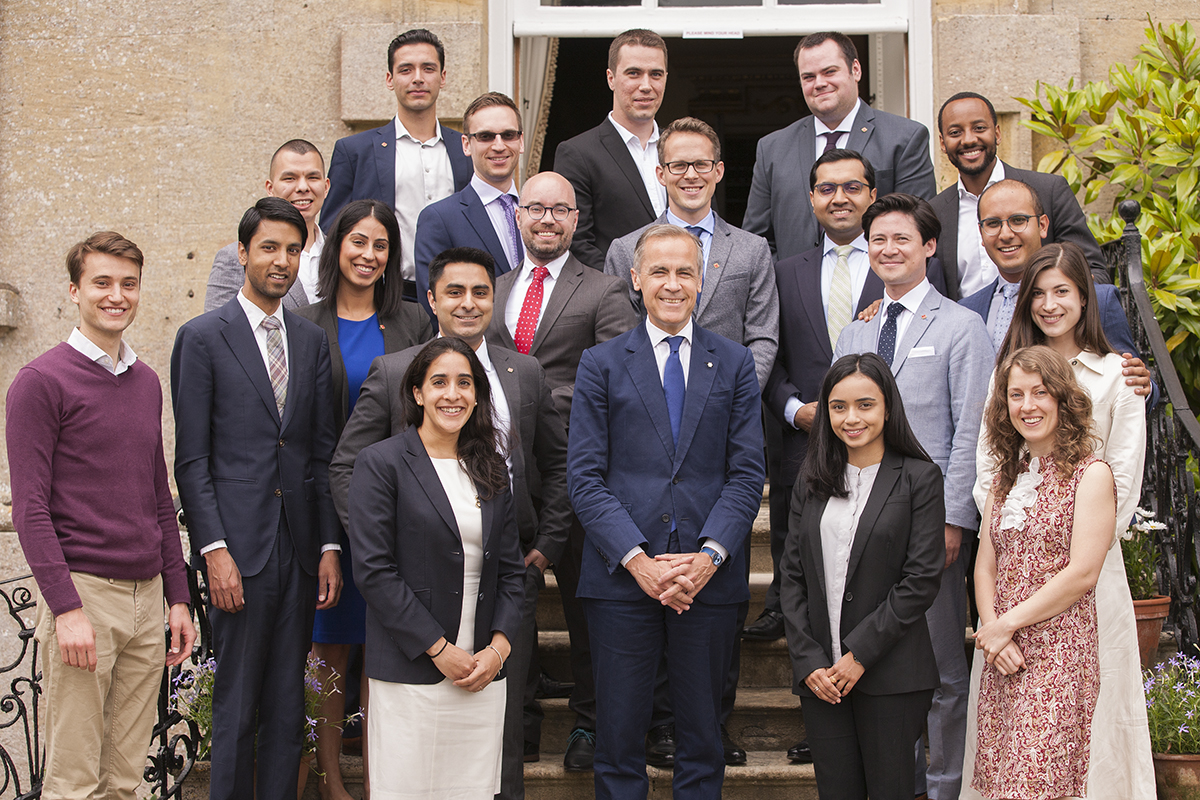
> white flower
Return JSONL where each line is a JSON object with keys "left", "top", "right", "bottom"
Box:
{"left": 1000, "top": 457, "right": 1044, "bottom": 531}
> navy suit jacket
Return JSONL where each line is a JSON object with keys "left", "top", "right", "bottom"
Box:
{"left": 567, "top": 323, "right": 765, "bottom": 605}
{"left": 322, "top": 120, "right": 472, "bottom": 234}
{"left": 171, "top": 298, "right": 339, "bottom": 577}
{"left": 414, "top": 183, "right": 516, "bottom": 320}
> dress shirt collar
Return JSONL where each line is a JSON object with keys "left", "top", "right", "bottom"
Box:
{"left": 67, "top": 327, "right": 137, "bottom": 374}
{"left": 881, "top": 277, "right": 930, "bottom": 318}
{"left": 237, "top": 289, "right": 286, "bottom": 335}
{"left": 957, "top": 159, "right": 1005, "bottom": 200}
{"left": 470, "top": 174, "right": 518, "bottom": 205}
{"left": 519, "top": 250, "right": 570, "bottom": 281}
{"left": 814, "top": 98, "right": 861, "bottom": 138}
{"left": 435, "top": 332, "right": 495, "bottom": 371}
{"left": 607, "top": 112, "right": 660, "bottom": 151}
{"left": 646, "top": 317, "right": 693, "bottom": 349}
{"left": 994, "top": 276, "right": 1020, "bottom": 299}
{"left": 823, "top": 232, "right": 867, "bottom": 258}
{"left": 395, "top": 115, "right": 443, "bottom": 146}
{"left": 1070, "top": 348, "right": 1106, "bottom": 376}
{"left": 666, "top": 208, "right": 715, "bottom": 236}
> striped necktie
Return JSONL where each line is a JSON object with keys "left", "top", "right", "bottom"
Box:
{"left": 827, "top": 244, "right": 854, "bottom": 348}
{"left": 261, "top": 316, "right": 287, "bottom": 415}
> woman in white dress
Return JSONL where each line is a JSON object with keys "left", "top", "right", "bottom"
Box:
{"left": 964, "top": 242, "right": 1152, "bottom": 799}
{"left": 348, "top": 337, "right": 525, "bottom": 800}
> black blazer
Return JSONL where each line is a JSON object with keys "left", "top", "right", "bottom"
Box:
{"left": 780, "top": 450, "right": 945, "bottom": 697}
{"left": 554, "top": 118, "right": 658, "bottom": 270}
{"left": 348, "top": 425, "right": 525, "bottom": 685}
{"left": 293, "top": 299, "right": 433, "bottom": 439}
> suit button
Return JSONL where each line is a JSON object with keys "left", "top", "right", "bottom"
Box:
{"left": 484, "top": 551, "right": 491, "bottom": 559}
{"left": 479, "top": 592, "right": 485, "bottom": 599}
{"left": 661, "top": 514, "right": 670, "bottom": 523}
{"left": 278, "top": 439, "right": 286, "bottom": 447}
{"left": 844, "top": 591, "right": 853, "bottom": 602}
{"left": 672, "top": 477, "right": 680, "bottom": 485}
{"left": 274, "top": 489, "right": 282, "bottom": 497}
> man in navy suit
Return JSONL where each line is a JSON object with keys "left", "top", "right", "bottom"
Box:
{"left": 414, "top": 92, "right": 524, "bottom": 321}
{"left": 172, "top": 198, "right": 342, "bottom": 800}
{"left": 322, "top": 29, "right": 472, "bottom": 301}
{"left": 568, "top": 224, "right": 765, "bottom": 800}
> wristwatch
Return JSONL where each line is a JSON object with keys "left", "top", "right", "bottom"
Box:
{"left": 700, "top": 545, "right": 723, "bottom": 567}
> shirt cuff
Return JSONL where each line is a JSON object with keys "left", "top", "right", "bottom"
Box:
{"left": 701, "top": 539, "right": 728, "bottom": 564}
{"left": 783, "top": 396, "right": 806, "bottom": 430}
{"left": 620, "top": 545, "right": 647, "bottom": 568}
{"left": 199, "top": 540, "right": 227, "bottom": 555}
{"left": 321, "top": 544, "right": 342, "bottom": 553}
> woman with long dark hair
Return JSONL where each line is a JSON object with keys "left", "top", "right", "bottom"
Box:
{"left": 348, "top": 337, "right": 524, "bottom": 799}
{"left": 294, "top": 198, "right": 432, "bottom": 799}
{"left": 780, "top": 352, "right": 945, "bottom": 800}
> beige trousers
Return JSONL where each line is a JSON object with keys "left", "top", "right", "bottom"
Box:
{"left": 36, "top": 572, "right": 165, "bottom": 800}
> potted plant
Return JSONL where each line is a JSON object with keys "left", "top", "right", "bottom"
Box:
{"left": 1122, "top": 508, "right": 1171, "bottom": 666}
{"left": 1144, "top": 655, "right": 1200, "bottom": 798}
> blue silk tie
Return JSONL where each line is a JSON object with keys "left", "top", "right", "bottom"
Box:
{"left": 664, "top": 336, "right": 685, "bottom": 446}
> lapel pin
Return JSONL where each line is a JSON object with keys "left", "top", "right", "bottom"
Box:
{"left": 706, "top": 362, "right": 713, "bottom": 368}
{"left": 861, "top": 127, "right": 868, "bottom": 132}
{"left": 381, "top": 142, "right": 388, "bottom": 147}
{"left": 507, "top": 367, "right": 514, "bottom": 373}
{"left": 712, "top": 262, "right": 720, "bottom": 269}
{"left": 921, "top": 314, "right": 927, "bottom": 319}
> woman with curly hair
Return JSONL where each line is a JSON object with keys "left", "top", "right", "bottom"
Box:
{"left": 971, "top": 345, "right": 1115, "bottom": 800}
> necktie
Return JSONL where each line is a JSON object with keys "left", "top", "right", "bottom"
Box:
{"left": 822, "top": 131, "right": 841, "bottom": 154}
{"left": 878, "top": 302, "right": 903, "bottom": 368}
{"left": 498, "top": 194, "right": 524, "bottom": 266}
{"left": 827, "top": 244, "right": 854, "bottom": 348}
{"left": 992, "top": 281, "right": 1020, "bottom": 352}
{"left": 261, "top": 316, "right": 288, "bottom": 415}
{"left": 664, "top": 336, "right": 686, "bottom": 447}
{"left": 514, "top": 266, "right": 549, "bottom": 355}
{"left": 686, "top": 225, "right": 707, "bottom": 301}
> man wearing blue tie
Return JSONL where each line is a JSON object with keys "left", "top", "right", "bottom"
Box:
{"left": 567, "top": 224, "right": 765, "bottom": 800}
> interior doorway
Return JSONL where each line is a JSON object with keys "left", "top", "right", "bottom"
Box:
{"left": 538, "top": 35, "right": 872, "bottom": 225}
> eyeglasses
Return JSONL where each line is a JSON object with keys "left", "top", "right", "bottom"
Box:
{"left": 979, "top": 214, "right": 1036, "bottom": 234}
{"left": 466, "top": 129, "right": 523, "bottom": 143}
{"left": 663, "top": 160, "right": 716, "bottom": 175}
{"left": 519, "top": 204, "right": 576, "bottom": 221}
{"left": 813, "top": 181, "right": 868, "bottom": 197}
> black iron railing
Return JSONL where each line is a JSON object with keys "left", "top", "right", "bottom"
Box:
{"left": 1109, "top": 199, "right": 1200, "bottom": 655}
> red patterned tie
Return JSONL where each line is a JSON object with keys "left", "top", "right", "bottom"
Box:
{"left": 514, "top": 266, "right": 549, "bottom": 354}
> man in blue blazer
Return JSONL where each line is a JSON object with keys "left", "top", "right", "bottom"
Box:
{"left": 172, "top": 198, "right": 342, "bottom": 800}
{"left": 568, "top": 224, "right": 765, "bottom": 800}
{"left": 322, "top": 29, "right": 472, "bottom": 300}
{"left": 414, "top": 92, "right": 525, "bottom": 322}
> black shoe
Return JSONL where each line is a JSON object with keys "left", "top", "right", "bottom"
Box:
{"left": 721, "top": 725, "right": 746, "bottom": 766}
{"left": 645, "top": 724, "right": 676, "bottom": 768}
{"left": 524, "top": 740, "right": 540, "bottom": 763}
{"left": 742, "top": 609, "right": 786, "bottom": 641}
{"left": 787, "top": 740, "right": 812, "bottom": 764}
{"left": 563, "top": 727, "right": 595, "bottom": 772}
{"left": 535, "top": 670, "right": 575, "bottom": 700}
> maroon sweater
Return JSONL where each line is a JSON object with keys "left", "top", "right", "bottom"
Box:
{"left": 6, "top": 343, "right": 190, "bottom": 615}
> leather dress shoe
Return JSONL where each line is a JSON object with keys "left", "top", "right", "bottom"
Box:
{"left": 787, "top": 740, "right": 813, "bottom": 764}
{"left": 563, "top": 727, "right": 595, "bottom": 772}
{"left": 524, "top": 740, "right": 540, "bottom": 763}
{"left": 742, "top": 609, "right": 786, "bottom": 641}
{"left": 645, "top": 724, "right": 676, "bottom": 768}
{"left": 535, "top": 670, "right": 575, "bottom": 700}
{"left": 721, "top": 725, "right": 746, "bottom": 766}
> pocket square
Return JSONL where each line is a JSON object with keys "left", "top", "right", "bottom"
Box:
{"left": 908, "top": 346, "right": 936, "bottom": 358}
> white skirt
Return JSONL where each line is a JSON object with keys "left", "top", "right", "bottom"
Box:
{"left": 368, "top": 675, "right": 506, "bottom": 800}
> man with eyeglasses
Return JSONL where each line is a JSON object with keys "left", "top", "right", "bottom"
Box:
{"left": 322, "top": 29, "right": 472, "bottom": 302}
{"left": 413, "top": 92, "right": 526, "bottom": 321}
{"left": 930, "top": 92, "right": 1109, "bottom": 300}
{"left": 488, "top": 170, "right": 638, "bottom": 772}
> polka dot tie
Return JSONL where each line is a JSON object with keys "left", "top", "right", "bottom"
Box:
{"left": 993, "top": 281, "right": 1020, "bottom": 352}
{"left": 514, "top": 266, "right": 549, "bottom": 354}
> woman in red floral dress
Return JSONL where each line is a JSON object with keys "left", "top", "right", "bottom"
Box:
{"left": 972, "top": 345, "right": 1116, "bottom": 800}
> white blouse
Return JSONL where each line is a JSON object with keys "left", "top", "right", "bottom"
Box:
{"left": 820, "top": 462, "right": 881, "bottom": 661}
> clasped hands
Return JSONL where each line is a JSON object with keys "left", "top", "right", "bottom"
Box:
{"left": 428, "top": 637, "right": 509, "bottom": 692}
{"left": 805, "top": 652, "right": 865, "bottom": 704}
{"left": 973, "top": 616, "right": 1026, "bottom": 676}
{"left": 627, "top": 551, "right": 716, "bottom": 613}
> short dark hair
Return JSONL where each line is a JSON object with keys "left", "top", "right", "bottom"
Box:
{"left": 607, "top": 29, "right": 668, "bottom": 73}
{"left": 66, "top": 231, "right": 144, "bottom": 285}
{"left": 269, "top": 139, "right": 324, "bottom": 175}
{"left": 861, "top": 193, "right": 941, "bottom": 245}
{"left": 809, "top": 148, "right": 876, "bottom": 192}
{"left": 238, "top": 197, "right": 307, "bottom": 252}
{"left": 316, "top": 199, "right": 406, "bottom": 318}
{"left": 427, "top": 247, "right": 496, "bottom": 297}
{"left": 937, "top": 91, "right": 998, "bottom": 134}
{"left": 978, "top": 178, "right": 1045, "bottom": 221}
{"left": 462, "top": 92, "right": 521, "bottom": 134}
{"left": 794, "top": 32, "right": 858, "bottom": 70}
{"left": 388, "top": 29, "right": 445, "bottom": 73}
{"left": 657, "top": 116, "right": 721, "bottom": 164}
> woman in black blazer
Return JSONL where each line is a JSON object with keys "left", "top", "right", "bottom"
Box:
{"left": 780, "top": 353, "right": 945, "bottom": 800}
{"left": 294, "top": 199, "right": 431, "bottom": 799}
{"left": 348, "top": 337, "right": 524, "bottom": 797}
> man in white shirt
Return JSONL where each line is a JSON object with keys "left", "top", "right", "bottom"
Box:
{"left": 414, "top": 92, "right": 527, "bottom": 321}
{"left": 323, "top": 28, "right": 473, "bottom": 301}
{"left": 554, "top": 29, "right": 669, "bottom": 270}
{"left": 204, "top": 139, "right": 329, "bottom": 311}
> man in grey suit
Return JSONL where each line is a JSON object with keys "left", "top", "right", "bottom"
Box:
{"left": 743, "top": 32, "right": 936, "bottom": 262}
{"left": 931, "top": 92, "right": 1108, "bottom": 299}
{"left": 204, "top": 139, "right": 329, "bottom": 312}
{"left": 606, "top": 116, "right": 779, "bottom": 391}
{"left": 330, "top": 247, "right": 569, "bottom": 800}
{"left": 488, "top": 170, "right": 638, "bottom": 771}
{"left": 834, "top": 193, "right": 992, "bottom": 800}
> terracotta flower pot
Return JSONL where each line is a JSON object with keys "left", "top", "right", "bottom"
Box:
{"left": 1134, "top": 595, "right": 1172, "bottom": 668}
{"left": 1154, "top": 752, "right": 1200, "bottom": 800}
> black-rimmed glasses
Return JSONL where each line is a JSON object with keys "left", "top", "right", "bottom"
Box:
{"left": 813, "top": 181, "right": 868, "bottom": 197}
{"left": 663, "top": 160, "right": 716, "bottom": 175}
{"left": 979, "top": 214, "right": 1036, "bottom": 234}
{"left": 519, "top": 204, "right": 576, "bottom": 221}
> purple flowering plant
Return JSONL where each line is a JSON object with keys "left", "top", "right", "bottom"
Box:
{"left": 1144, "top": 653, "right": 1200, "bottom": 754}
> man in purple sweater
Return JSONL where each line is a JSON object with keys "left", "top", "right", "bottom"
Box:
{"left": 6, "top": 231, "right": 196, "bottom": 799}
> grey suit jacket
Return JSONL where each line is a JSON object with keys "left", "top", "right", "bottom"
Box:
{"left": 487, "top": 254, "right": 638, "bottom": 422}
{"left": 203, "top": 242, "right": 308, "bottom": 313}
{"left": 742, "top": 104, "right": 937, "bottom": 262}
{"left": 604, "top": 212, "right": 779, "bottom": 390}
{"left": 929, "top": 161, "right": 1109, "bottom": 300}
{"left": 330, "top": 341, "right": 572, "bottom": 566}
{"left": 834, "top": 285, "right": 992, "bottom": 530}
